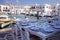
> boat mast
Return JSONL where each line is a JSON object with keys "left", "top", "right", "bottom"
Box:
{"left": 16, "top": 0, "right": 18, "bottom": 5}
{"left": 16, "top": 0, "right": 19, "bottom": 15}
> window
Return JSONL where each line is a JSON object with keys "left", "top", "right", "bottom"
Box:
{"left": 0, "top": 17, "right": 6, "bottom": 19}
{"left": 53, "top": 11, "right": 56, "bottom": 12}
{"left": 31, "top": 6, "right": 35, "bottom": 9}
{"left": 39, "top": 7, "right": 41, "bottom": 9}
{"left": 43, "top": 6, "right": 44, "bottom": 8}
{"left": 6, "top": 7, "right": 7, "bottom": 9}
{"left": 3, "top": 7, "right": 5, "bottom": 9}
{"left": 0, "top": 6, "right": 1, "bottom": 11}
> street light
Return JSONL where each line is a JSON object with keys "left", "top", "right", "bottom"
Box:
{"left": 57, "top": 3, "right": 59, "bottom": 6}
{"left": 56, "top": 3, "right": 59, "bottom": 16}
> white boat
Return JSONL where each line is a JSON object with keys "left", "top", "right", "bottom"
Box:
{"left": 0, "top": 15, "right": 11, "bottom": 29}
{"left": 0, "top": 15, "right": 11, "bottom": 21}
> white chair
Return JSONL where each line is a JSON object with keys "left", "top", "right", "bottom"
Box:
{"left": 16, "top": 21, "right": 30, "bottom": 40}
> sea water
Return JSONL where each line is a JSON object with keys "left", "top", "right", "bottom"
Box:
{"left": 9, "top": 14, "right": 36, "bottom": 20}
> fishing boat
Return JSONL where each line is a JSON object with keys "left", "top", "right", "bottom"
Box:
{"left": 0, "top": 15, "right": 11, "bottom": 29}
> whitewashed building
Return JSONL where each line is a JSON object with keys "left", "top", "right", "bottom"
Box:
{"left": 0, "top": 4, "right": 60, "bottom": 16}
{"left": 0, "top": 5, "right": 10, "bottom": 15}
{"left": 11, "top": 5, "right": 22, "bottom": 15}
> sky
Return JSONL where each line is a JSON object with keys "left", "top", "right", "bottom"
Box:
{"left": 0, "top": 0, "right": 60, "bottom": 5}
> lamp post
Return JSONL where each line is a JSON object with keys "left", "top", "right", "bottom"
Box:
{"left": 56, "top": 3, "right": 59, "bottom": 16}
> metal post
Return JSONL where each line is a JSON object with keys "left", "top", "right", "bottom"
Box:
{"left": 24, "top": 29, "right": 30, "bottom": 40}
{"left": 37, "top": 11, "right": 39, "bottom": 21}
{"left": 42, "top": 38, "right": 46, "bottom": 40}
{"left": 16, "top": 22, "right": 24, "bottom": 40}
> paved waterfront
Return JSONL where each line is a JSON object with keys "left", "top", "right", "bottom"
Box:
{"left": 0, "top": 16, "right": 60, "bottom": 40}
